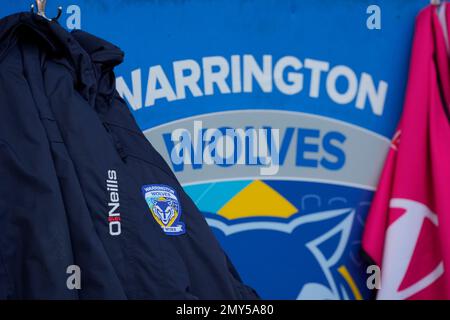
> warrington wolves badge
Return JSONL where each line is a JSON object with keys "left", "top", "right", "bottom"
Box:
{"left": 141, "top": 184, "right": 185, "bottom": 235}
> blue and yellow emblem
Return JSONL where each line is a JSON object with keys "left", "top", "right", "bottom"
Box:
{"left": 141, "top": 184, "right": 185, "bottom": 236}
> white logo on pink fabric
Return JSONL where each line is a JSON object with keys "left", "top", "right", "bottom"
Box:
{"left": 378, "top": 199, "right": 444, "bottom": 300}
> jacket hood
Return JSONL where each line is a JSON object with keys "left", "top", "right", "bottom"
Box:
{"left": 0, "top": 12, "right": 124, "bottom": 100}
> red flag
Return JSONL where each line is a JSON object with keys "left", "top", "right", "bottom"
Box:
{"left": 362, "top": 4, "right": 450, "bottom": 300}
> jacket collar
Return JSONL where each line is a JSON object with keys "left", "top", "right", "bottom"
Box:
{"left": 0, "top": 12, "right": 124, "bottom": 100}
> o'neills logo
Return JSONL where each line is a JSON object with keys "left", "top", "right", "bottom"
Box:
{"left": 106, "top": 170, "right": 121, "bottom": 236}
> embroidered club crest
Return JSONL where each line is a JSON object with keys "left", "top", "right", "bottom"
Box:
{"left": 141, "top": 184, "right": 185, "bottom": 235}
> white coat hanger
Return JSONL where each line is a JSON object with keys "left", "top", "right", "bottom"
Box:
{"left": 30, "top": 0, "right": 62, "bottom": 22}
{"left": 434, "top": 0, "right": 450, "bottom": 55}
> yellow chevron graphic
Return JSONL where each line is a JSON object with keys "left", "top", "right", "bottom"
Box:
{"left": 218, "top": 180, "right": 298, "bottom": 219}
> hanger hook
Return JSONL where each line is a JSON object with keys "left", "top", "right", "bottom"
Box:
{"left": 30, "top": 0, "right": 62, "bottom": 21}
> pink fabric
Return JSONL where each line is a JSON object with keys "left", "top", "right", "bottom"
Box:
{"left": 362, "top": 5, "right": 450, "bottom": 300}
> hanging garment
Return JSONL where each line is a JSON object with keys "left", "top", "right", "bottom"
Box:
{"left": 0, "top": 12, "right": 258, "bottom": 300}
{"left": 362, "top": 4, "right": 450, "bottom": 300}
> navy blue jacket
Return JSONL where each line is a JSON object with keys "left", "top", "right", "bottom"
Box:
{"left": 0, "top": 12, "right": 258, "bottom": 300}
